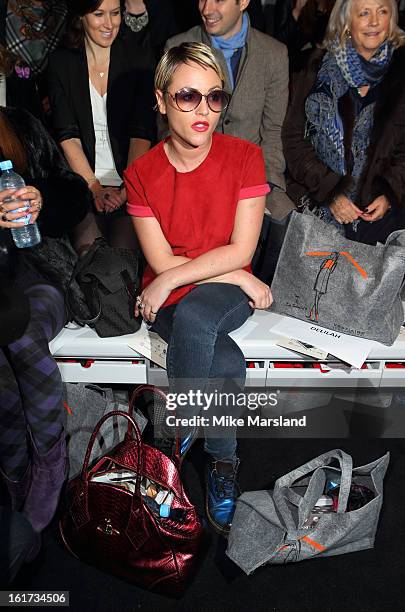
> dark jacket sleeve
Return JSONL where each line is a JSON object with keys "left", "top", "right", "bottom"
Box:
{"left": 47, "top": 50, "right": 81, "bottom": 143}
{"left": 282, "top": 54, "right": 346, "bottom": 207}
{"left": 247, "top": 0, "right": 265, "bottom": 32}
{"left": 274, "top": 0, "right": 307, "bottom": 51}
{"left": 10, "top": 109, "right": 92, "bottom": 237}
{"left": 144, "top": 0, "right": 179, "bottom": 56}
{"left": 117, "top": 36, "right": 156, "bottom": 144}
{"left": 366, "top": 51, "right": 405, "bottom": 211}
{"left": 369, "top": 110, "right": 405, "bottom": 210}
{"left": 127, "top": 64, "right": 156, "bottom": 143}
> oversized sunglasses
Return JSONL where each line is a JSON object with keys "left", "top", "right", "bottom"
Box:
{"left": 164, "top": 87, "right": 230, "bottom": 113}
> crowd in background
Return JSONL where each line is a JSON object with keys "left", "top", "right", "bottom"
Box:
{"left": 1, "top": 0, "right": 405, "bottom": 121}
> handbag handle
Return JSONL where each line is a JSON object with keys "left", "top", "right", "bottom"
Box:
{"left": 66, "top": 278, "right": 101, "bottom": 327}
{"left": 81, "top": 410, "right": 143, "bottom": 496}
{"left": 128, "top": 385, "right": 181, "bottom": 463}
{"left": 273, "top": 449, "right": 353, "bottom": 534}
{"left": 66, "top": 238, "right": 105, "bottom": 326}
{"left": 73, "top": 410, "right": 151, "bottom": 549}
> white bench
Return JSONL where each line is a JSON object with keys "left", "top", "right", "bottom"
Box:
{"left": 50, "top": 310, "right": 405, "bottom": 390}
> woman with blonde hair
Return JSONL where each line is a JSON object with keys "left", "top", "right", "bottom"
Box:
{"left": 125, "top": 42, "right": 272, "bottom": 534}
{"left": 283, "top": 0, "right": 405, "bottom": 244}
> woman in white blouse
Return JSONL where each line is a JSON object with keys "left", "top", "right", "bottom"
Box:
{"left": 48, "top": 0, "right": 155, "bottom": 249}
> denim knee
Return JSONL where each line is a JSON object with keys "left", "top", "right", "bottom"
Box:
{"left": 173, "top": 284, "right": 250, "bottom": 335}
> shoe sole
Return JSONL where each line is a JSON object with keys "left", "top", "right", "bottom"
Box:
{"left": 204, "top": 483, "right": 231, "bottom": 537}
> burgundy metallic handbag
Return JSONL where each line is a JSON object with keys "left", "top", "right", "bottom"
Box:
{"left": 59, "top": 386, "right": 205, "bottom": 595}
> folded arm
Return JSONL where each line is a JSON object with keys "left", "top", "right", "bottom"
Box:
{"left": 133, "top": 194, "right": 272, "bottom": 319}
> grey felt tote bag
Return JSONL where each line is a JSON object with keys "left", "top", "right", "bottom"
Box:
{"left": 63, "top": 383, "right": 147, "bottom": 479}
{"left": 226, "top": 449, "right": 389, "bottom": 575}
{"left": 270, "top": 211, "right": 405, "bottom": 345}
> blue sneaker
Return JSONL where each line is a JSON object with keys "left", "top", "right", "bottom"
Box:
{"left": 205, "top": 459, "right": 240, "bottom": 535}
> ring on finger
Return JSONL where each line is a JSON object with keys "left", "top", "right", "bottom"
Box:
{"left": 1, "top": 213, "right": 7, "bottom": 222}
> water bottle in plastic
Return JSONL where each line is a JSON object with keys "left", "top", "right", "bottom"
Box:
{"left": 0, "top": 160, "right": 41, "bottom": 248}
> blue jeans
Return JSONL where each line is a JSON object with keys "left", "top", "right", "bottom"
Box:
{"left": 152, "top": 284, "right": 252, "bottom": 462}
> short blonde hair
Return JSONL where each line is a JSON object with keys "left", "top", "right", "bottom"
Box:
{"left": 324, "top": 0, "right": 405, "bottom": 50}
{"left": 154, "top": 42, "right": 225, "bottom": 92}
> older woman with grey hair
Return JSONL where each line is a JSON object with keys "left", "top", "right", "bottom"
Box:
{"left": 282, "top": 0, "right": 405, "bottom": 244}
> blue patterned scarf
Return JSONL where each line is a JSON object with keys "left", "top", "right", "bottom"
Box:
{"left": 211, "top": 13, "right": 248, "bottom": 90}
{"left": 305, "top": 39, "right": 393, "bottom": 185}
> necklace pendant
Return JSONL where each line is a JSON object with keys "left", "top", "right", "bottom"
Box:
{"left": 124, "top": 9, "right": 149, "bottom": 33}
{"left": 99, "top": 72, "right": 105, "bottom": 78}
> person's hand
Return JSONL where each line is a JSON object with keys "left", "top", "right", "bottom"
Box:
{"left": 0, "top": 186, "right": 42, "bottom": 228}
{"left": 90, "top": 180, "right": 105, "bottom": 212}
{"left": 237, "top": 270, "right": 273, "bottom": 310}
{"left": 292, "top": 0, "right": 309, "bottom": 21}
{"left": 91, "top": 185, "right": 121, "bottom": 213}
{"left": 329, "top": 195, "right": 362, "bottom": 224}
{"left": 101, "top": 187, "right": 124, "bottom": 213}
{"left": 360, "top": 195, "right": 390, "bottom": 222}
{"left": 135, "top": 272, "right": 173, "bottom": 323}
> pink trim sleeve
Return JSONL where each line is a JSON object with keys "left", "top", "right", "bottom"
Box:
{"left": 239, "top": 183, "right": 270, "bottom": 200}
{"left": 126, "top": 203, "right": 156, "bottom": 217}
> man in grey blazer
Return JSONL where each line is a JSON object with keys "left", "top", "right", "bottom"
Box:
{"left": 165, "top": 0, "right": 295, "bottom": 280}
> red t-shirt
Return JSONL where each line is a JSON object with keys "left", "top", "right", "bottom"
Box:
{"left": 124, "top": 133, "right": 270, "bottom": 307}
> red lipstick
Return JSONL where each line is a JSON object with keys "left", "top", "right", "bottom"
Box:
{"left": 191, "top": 121, "right": 209, "bottom": 132}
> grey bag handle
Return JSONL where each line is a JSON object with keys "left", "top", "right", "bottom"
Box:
{"left": 385, "top": 229, "right": 405, "bottom": 248}
{"left": 273, "top": 449, "right": 353, "bottom": 534}
{"left": 78, "top": 383, "right": 115, "bottom": 404}
{"left": 385, "top": 230, "right": 405, "bottom": 299}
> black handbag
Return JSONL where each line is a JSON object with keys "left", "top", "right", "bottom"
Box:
{"left": 21, "top": 235, "right": 91, "bottom": 321}
{"left": 67, "top": 237, "right": 141, "bottom": 337}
